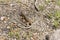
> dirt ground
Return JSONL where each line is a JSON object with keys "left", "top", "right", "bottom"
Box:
{"left": 0, "top": 0, "right": 60, "bottom": 40}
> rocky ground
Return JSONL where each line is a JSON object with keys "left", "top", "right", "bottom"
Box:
{"left": 0, "top": 0, "right": 60, "bottom": 40}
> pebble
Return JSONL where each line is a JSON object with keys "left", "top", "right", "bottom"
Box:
{"left": 0, "top": 16, "right": 5, "bottom": 21}
{"left": 10, "top": 4, "right": 14, "bottom": 7}
{"left": 0, "top": 16, "right": 10, "bottom": 23}
{"left": 0, "top": 16, "right": 9, "bottom": 21}
{"left": 7, "top": 26, "right": 10, "bottom": 29}
{"left": 4, "top": 21, "right": 7, "bottom": 23}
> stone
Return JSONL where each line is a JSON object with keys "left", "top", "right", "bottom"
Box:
{"left": 50, "top": 29, "right": 60, "bottom": 40}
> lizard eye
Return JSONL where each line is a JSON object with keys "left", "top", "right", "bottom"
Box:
{"left": 29, "top": 23, "right": 31, "bottom": 25}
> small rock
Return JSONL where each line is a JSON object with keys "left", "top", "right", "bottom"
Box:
{"left": 0, "top": 16, "right": 5, "bottom": 21}
{"left": 50, "top": 29, "right": 60, "bottom": 40}
{"left": 7, "top": 26, "right": 10, "bottom": 29}
{"left": 0, "top": 16, "right": 9, "bottom": 21}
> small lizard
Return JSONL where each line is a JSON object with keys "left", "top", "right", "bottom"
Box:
{"left": 19, "top": 12, "right": 33, "bottom": 26}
